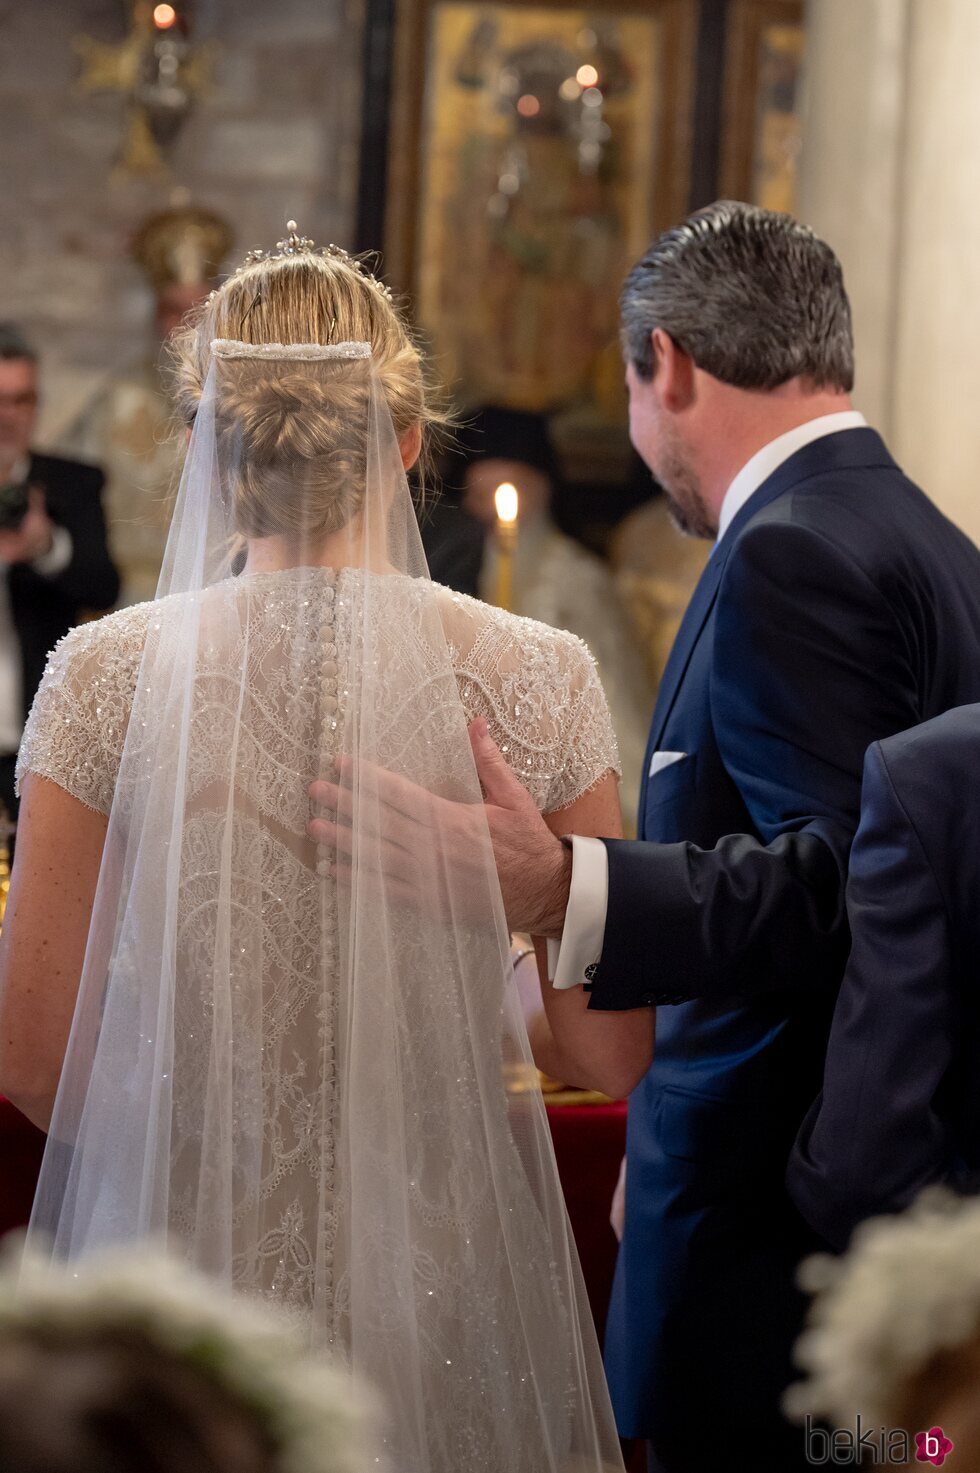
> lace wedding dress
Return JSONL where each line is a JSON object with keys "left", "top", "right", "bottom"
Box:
{"left": 19, "top": 569, "right": 623, "bottom": 1472}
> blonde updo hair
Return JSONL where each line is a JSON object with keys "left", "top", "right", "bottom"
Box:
{"left": 169, "top": 252, "right": 446, "bottom": 540}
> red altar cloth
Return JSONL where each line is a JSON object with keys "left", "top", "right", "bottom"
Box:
{"left": 546, "top": 1099, "right": 643, "bottom": 1471}
{"left": 545, "top": 1098, "right": 626, "bottom": 1343}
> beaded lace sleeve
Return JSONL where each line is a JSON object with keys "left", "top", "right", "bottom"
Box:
{"left": 16, "top": 606, "right": 149, "bottom": 816}
{"left": 439, "top": 592, "right": 621, "bottom": 813}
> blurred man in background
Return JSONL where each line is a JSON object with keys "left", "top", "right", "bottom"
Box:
{"left": 0, "top": 325, "right": 119, "bottom": 817}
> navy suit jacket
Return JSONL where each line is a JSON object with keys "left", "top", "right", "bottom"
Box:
{"left": 789, "top": 704, "right": 980, "bottom": 1249}
{"left": 590, "top": 429, "right": 980, "bottom": 1470}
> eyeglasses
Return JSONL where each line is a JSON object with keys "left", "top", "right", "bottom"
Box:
{"left": 0, "top": 393, "right": 38, "bottom": 411}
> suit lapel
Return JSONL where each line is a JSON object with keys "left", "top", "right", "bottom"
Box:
{"left": 645, "top": 547, "right": 726, "bottom": 765}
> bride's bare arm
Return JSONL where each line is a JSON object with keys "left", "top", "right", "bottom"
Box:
{"left": 0, "top": 774, "right": 107, "bottom": 1130}
{"left": 528, "top": 772, "right": 654, "bottom": 1099}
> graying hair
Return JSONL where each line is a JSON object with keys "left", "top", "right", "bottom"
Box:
{"left": 0, "top": 323, "right": 37, "bottom": 364}
{"left": 620, "top": 201, "right": 854, "bottom": 392}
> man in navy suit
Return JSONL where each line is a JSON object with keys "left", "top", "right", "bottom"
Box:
{"left": 326, "top": 201, "right": 980, "bottom": 1467}
{"left": 452, "top": 203, "right": 980, "bottom": 1470}
{"left": 789, "top": 704, "right": 980, "bottom": 1250}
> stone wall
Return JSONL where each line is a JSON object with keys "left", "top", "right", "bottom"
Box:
{"left": 0, "top": 0, "right": 364, "bottom": 445}
{"left": 801, "top": 0, "right": 980, "bottom": 544}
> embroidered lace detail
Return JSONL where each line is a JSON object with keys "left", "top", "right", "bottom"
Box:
{"left": 438, "top": 586, "right": 621, "bottom": 812}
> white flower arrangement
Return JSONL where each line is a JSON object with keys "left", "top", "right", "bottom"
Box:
{"left": 785, "top": 1189, "right": 980, "bottom": 1428}
{"left": 0, "top": 1238, "right": 375, "bottom": 1473}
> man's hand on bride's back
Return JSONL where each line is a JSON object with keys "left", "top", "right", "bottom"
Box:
{"left": 306, "top": 718, "right": 571, "bottom": 937}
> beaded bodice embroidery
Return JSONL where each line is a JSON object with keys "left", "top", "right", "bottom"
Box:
{"left": 19, "top": 569, "right": 619, "bottom": 820}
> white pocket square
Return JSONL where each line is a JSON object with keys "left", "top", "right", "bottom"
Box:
{"left": 648, "top": 750, "right": 688, "bottom": 778}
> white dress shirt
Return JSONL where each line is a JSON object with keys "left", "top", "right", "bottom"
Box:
{"left": 548, "top": 411, "right": 867, "bottom": 990}
{"left": 0, "top": 455, "right": 74, "bottom": 753}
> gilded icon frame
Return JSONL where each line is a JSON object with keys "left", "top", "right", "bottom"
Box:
{"left": 383, "top": 0, "right": 697, "bottom": 480}
{"left": 719, "top": 0, "right": 805, "bottom": 213}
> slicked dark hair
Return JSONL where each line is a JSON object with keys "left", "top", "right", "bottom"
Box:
{"left": 620, "top": 201, "right": 854, "bottom": 392}
{"left": 0, "top": 324, "right": 37, "bottom": 364}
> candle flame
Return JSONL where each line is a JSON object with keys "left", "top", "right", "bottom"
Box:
{"left": 495, "top": 483, "right": 519, "bottom": 525}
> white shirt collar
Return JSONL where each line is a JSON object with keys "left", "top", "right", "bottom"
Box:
{"left": 716, "top": 411, "right": 867, "bottom": 546}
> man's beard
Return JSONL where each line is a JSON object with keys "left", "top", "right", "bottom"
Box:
{"left": 656, "top": 438, "right": 716, "bottom": 540}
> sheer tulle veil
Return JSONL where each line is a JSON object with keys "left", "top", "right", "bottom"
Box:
{"left": 27, "top": 333, "right": 624, "bottom": 1471}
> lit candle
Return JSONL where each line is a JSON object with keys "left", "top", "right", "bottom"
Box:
{"left": 494, "top": 482, "right": 519, "bottom": 612}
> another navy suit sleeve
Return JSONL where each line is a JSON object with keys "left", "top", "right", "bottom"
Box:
{"left": 788, "top": 739, "right": 955, "bottom": 1248}
{"left": 591, "top": 517, "right": 920, "bottom": 1008}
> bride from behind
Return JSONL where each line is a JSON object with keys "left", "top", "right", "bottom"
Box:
{"left": 0, "top": 226, "right": 652, "bottom": 1471}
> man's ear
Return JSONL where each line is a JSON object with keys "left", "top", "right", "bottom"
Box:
{"left": 399, "top": 423, "right": 423, "bottom": 472}
{"left": 652, "top": 329, "right": 696, "bottom": 412}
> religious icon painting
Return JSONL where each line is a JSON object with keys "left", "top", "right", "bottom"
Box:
{"left": 385, "top": 0, "right": 696, "bottom": 482}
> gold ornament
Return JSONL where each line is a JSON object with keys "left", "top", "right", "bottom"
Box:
{"left": 74, "top": 2, "right": 216, "bottom": 177}
{"left": 132, "top": 206, "right": 233, "bottom": 289}
{"left": 0, "top": 806, "right": 14, "bottom": 933}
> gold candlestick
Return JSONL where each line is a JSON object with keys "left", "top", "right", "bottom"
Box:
{"left": 0, "top": 805, "right": 13, "bottom": 934}
{"left": 494, "top": 482, "right": 519, "bottom": 611}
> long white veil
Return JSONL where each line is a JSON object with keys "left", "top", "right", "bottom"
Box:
{"left": 27, "top": 339, "right": 624, "bottom": 1471}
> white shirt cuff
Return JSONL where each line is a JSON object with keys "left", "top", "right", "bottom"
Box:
{"left": 548, "top": 835, "right": 609, "bottom": 990}
{"left": 32, "top": 526, "right": 72, "bottom": 576}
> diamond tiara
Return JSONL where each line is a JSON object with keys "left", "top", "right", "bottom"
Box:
{"left": 227, "top": 220, "right": 394, "bottom": 301}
